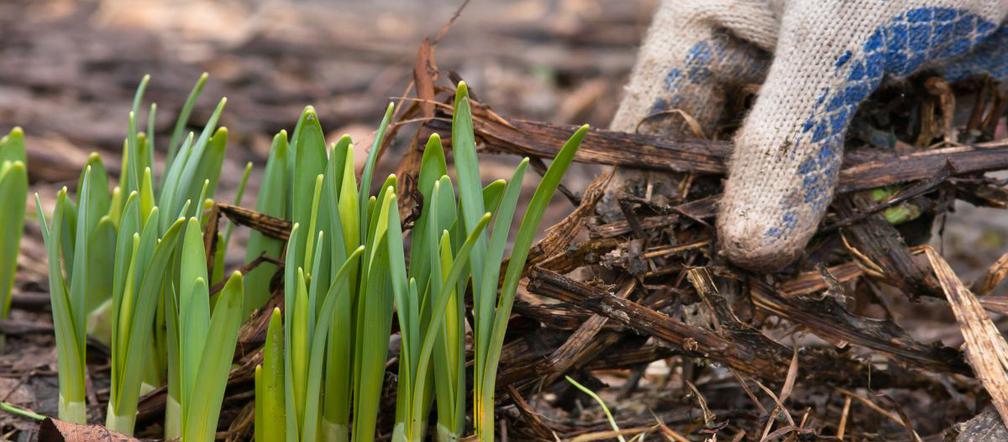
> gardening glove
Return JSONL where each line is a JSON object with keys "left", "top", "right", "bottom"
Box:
{"left": 613, "top": 0, "right": 1008, "bottom": 271}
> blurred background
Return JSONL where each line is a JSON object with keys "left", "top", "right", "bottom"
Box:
{"left": 0, "top": 0, "right": 650, "bottom": 167}
{"left": 1, "top": 0, "right": 656, "bottom": 278}
{"left": 8, "top": 0, "right": 1008, "bottom": 282}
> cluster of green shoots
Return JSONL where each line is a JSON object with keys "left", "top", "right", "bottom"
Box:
{"left": 252, "top": 83, "right": 586, "bottom": 442}
{"left": 36, "top": 74, "right": 246, "bottom": 439}
{"left": 30, "top": 75, "right": 586, "bottom": 441}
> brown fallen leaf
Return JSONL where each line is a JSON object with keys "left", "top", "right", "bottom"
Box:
{"left": 37, "top": 417, "right": 146, "bottom": 442}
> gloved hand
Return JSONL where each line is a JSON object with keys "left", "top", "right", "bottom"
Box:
{"left": 613, "top": 0, "right": 1008, "bottom": 271}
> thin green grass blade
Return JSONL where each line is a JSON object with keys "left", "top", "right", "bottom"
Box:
{"left": 184, "top": 127, "right": 228, "bottom": 206}
{"left": 124, "top": 75, "right": 149, "bottom": 196}
{"left": 36, "top": 191, "right": 87, "bottom": 423}
{"left": 365, "top": 176, "right": 397, "bottom": 250}
{"left": 159, "top": 98, "right": 226, "bottom": 231}
{"left": 387, "top": 190, "right": 412, "bottom": 358}
{"left": 352, "top": 235, "right": 392, "bottom": 442}
{"left": 167, "top": 73, "right": 208, "bottom": 166}
{"left": 179, "top": 218, "right": 210, "bottom": 416}
{"left": 408, "top": 134, "right": 449, "bottom": 302}
{"left": 165, "top": 281, "right": 182, "bottom": 440}
{"left": 354, "top": 192, "right": 398, "bottom": 442}
{"left": 323, "top": 136, "right": 350, "bottom": 277}
{"left": 108, "top": 215, "right": 184, "bottom": 435}
{"left": 432, "top": 230, "right": 464, "bottom": 439}
{"left": 158, "top": 131, "right": 192, "bottom": 225}
{"left": 135, "top": 135, "right": 152, "bottom": 190}
{"left": 0, "top": 135, "right": 28, "bottom": 326}
{"left": 322, "top": 141, "right": 358, "bottom": 435}
{"left": 337, "top": 142, "right": 360, "bottom": 256}
{"left": 220, "top": 161, "right": 253, "bottom": 266}
{"left": 192, "top": 180, "right": 210, "bottom": 225}
{"left": 109, "top": 193, "right": 139, "bottom": 404}
{"left": 281, "top": 223, "right": 301, "bottom": 441}
{"left": 130, "top": 75, "right": 150, "bottom": 121}
{"left": 303, "top": 174, "right": 325, "bottom": 278}
{"left": 472, "top": 160, "right": 527, "bottom": 380}
{"left": 244, "top": 132, "right": 289, "bottom": 314}
{"left": 477, "top": 125, "right": 589, "bottom": 440}
{"left": 182, "top": 271, "right": 244, "bottom": 442}
{"left": 565, "top": 376, "right": 626, "bottom": 442}
{"left": 299, "top": 246, "right": 363, "bottom": 442}
{"left": 410, "top": 213, "right": 491, "bottom": 432}
{"left": 256, "top": 307, "right": 285, "bottom": 442}
{"left": 449, "top": 85, "right": 497, "bottom": 426}
{"left": 139, "top": 168, "right": 156, "bottom": 227}
{"left": 145, "top": 103, "right": 156, "bottom": 177}
{"left": 357, "top": 103, "right": 395, "bottom": 242}
{"left": 290, "top": 266, "right": 310, "bottom": 434}
{"left": 85, "top": 217, "right": 115, "bottom": 315}
{"left": 290, "top": 108, "right": 328, "bottom": 239}
{"left": 69, "top": 166, "right": 98, "bottom": 347}
{"left": 306, "top": 230, "right": 326, "bottom": 338}
{"left": 482, "top": 179, "right": 507, "bottom": 216}
{"left": 254, "top": 366, "right": 263, "bottom": 441}
{"left": 449, "top": 83, "right": 488, "bottom": 284}
{"left": 0, "top": 161, "right": 27, "bottom": 319}
{"left": 76, "top": 154, "right": 111, "bottom": 226}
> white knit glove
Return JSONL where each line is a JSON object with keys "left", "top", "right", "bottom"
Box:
{"left": 615, "top": 0, "right": 1008, "bottom": 271}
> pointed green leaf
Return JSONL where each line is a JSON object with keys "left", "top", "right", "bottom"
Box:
{"left": 182, "top": 271, "right": 244, "bottom": 442}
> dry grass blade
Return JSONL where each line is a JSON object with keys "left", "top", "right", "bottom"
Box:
{"left": 780, "top": 262, "right": 864, "bottom": 296}
{"left": 653, "top": 418, "right": 690, "bottom": 442}
{"left": 926, "top": 246, "right": 1008, "bottom": 429}
{"left": 684, "top": 380, "right": 714, "bottom": 426}
{"left": 757, "top": 350, "right": 799, "bottom": 441}
{"left": 836, "top": 396, "right": 852, "bottom": 440}
{"left": 974, "top": 250, "right": 1008, "bottom": 296}
{"left": 980, "top": 295, "right": 1008, "bottom": 316}
{"left": 505, "top": 385, "right": 555, "bottom": 439}
{"left": 836, "top": 388, "right": 920, "bottom": 440}
{"left": 568, "top": 426, "right": 654, "bottom": 442}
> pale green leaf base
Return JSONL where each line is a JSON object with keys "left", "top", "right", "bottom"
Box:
{"left": 436, "top": 424, "right": 460, "bottom": 442}
{"left": 86, "top": 299, "right": 114, "bottom": 347}
{"left": 322, "top": 421, "right": 349, "bottom": 442}
{"left": 164, "top": 396, "right": 181, "bottom": 440}
{"left": 392, "top": 423, "right": 408, "bottom": 442}
{"left": 58, "top": 396, "right": 86, "bottom": 424}
{"left": 139, "top": 381, "right": 156, "bottom": 397}
{"left": 105, "top": 405, "right": 136, "bottom": 436}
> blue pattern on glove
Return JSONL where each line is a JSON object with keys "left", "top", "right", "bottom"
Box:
{"left": 650, "top": 39, "right": 716, "bottom": 113}
{"left": 765, "top": 7, "right": 1002, "bottom": 240}
{"left": 942, "top": 25, "right": 1008, "bottom": 81}
{"left": 650, "top": 32, "right": 767, "bottom": 114}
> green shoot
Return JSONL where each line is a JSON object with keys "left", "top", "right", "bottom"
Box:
{"left": 565, "top": 376, "right": 626, "bottom": 442}
{"left": 255, "top": 308, "right": 285, "bottom": 442}
{"left": 181, "top": 270, "right": 245, "bottom": 442}
{"left": 441, "top": 81, "right": 588, "bottom": 441}
{"left": 0, "top": 128, "right": 27, "bottom": 344}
